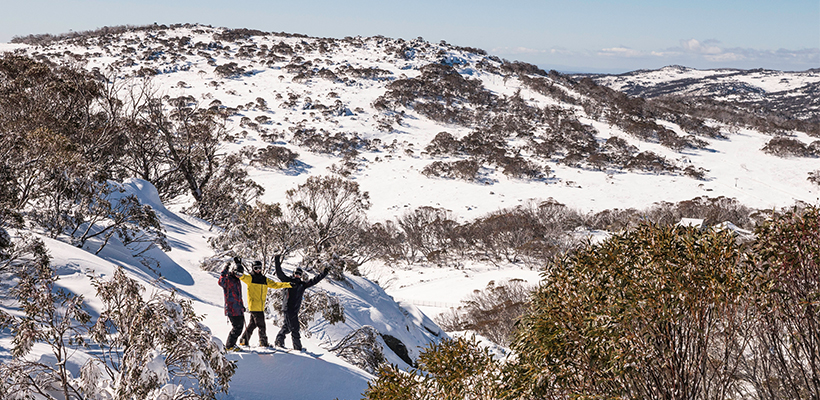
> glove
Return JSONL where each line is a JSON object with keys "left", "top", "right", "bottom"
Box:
{"left": 233, "top": 256, "right": 242, "bottom": 265}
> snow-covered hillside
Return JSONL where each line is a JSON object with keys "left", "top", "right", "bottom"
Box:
{"left": 3, "top": 24, "right": 817, "bottom": 220}
{"left": 1, "top": 23, "right": 819, "bottom": 399}
{"left": 582, "top": 65, "right": 820, "bottom": 119}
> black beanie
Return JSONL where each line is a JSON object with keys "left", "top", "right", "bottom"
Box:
{"left": 294, "top": 267, "right": 303, "bottom": 275}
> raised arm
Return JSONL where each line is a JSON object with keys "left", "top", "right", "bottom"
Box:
{"left": 265, "top": 278, "right": 292, "bottom": 289}
{"left": 305, "top": 266, "right": 330, "bottom": 288}
{"left": 274, "top": 254, "right": 292, "bottom": 282}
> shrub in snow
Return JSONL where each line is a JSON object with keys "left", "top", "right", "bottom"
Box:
{"left": 254, "top": 145, "right": 299, "bottom": 169}
{"left": 761, "top": 136, "right": 815, "bottom": 158}
{"left": 508, "top": 222, "right": 749, "bottom": 399}
{"left": 435, "top": 280, "right": 530, "bottom": 347}
{"left": 269, "top": 287, "right": 345, "bottom": 337}
{"left": 54, "top": 180, "right": 169, "bottom": 255}
{"left": 809, "top": 170, "right": 820, "bottom": 186}
{"left": 327, "top": 326, "right": 385, "bottom": 375}
{"left": 421, "top": 159, "right": 480, "bottom": 182}
{"left": 0, "top": 237, "right": 91, "bottom": 400}
{"left": 396, "top": 206, "right": 458, "bottom": 264}
{"left": 740, "top": 205, "right": 820, "bottom": 399}
{"left": 363, "top": 336, "right": 501, "bottom": 400}
{"left": 83, "top": 267, "right": 235, "bottom": 399}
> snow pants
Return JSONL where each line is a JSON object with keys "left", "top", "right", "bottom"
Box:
{"left": 241, "top": 311, "right": 268, "bottom": 346}
{"left": 275, "top": 311, "right": 302, "bottom": 350}
{"left": 226, "top": 315, "right": 245, "bottom": 348}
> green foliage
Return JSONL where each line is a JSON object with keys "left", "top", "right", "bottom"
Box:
{"left": 363, "top": 336, "right": 501, "bottom": 400}
{"left": 507, "top": 222, "right": 746, "bottom": 399}
{"left": 741, "top": 205, "right": 820, "bottom": 399}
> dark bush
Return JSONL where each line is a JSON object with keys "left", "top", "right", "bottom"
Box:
{"left": 424, "top": 132, "right": 461, "bottom": 156}
{"left": 254, "top": 145, "right": 299, "bottom": 169}
{"left": 809, "top": 170, "right": 820, "bottom": 186}
{"left": 761, "top": 136, "right": 814, "bottom": 157}
{"left": 214, "top": 62, "right": 247, "bottom": 78}
{"left": 421, "top": 159, "right": 480, "bottom": 181}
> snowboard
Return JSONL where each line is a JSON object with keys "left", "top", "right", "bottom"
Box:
{"left": 232, "top": 345, "right": 321, "bottom": 358}
{"left": 233, "top": 345, "right": 285, "bottom": 354}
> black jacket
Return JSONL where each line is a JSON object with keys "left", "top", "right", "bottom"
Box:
{"left": 274, "top": 255, "right": 329, "bottom": 314}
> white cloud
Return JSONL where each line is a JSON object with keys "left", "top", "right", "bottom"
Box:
{"left": 704, "top": 52, "right": 744, "bottom": 62}
{"left": 491, "top": 46, "right": 547, "bottom": 55}
{"left": 681, "top": 39, "right": 722, "bottom": 55}
{"left": 598, "top": 47, "right": 644, "bottom": 58}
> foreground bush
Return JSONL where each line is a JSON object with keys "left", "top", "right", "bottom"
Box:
{"left": 741, "top": 205, "right": 820, "bottom": 399}
{"left": 363, "top": 336, "right": 501, "bottom": 400}
{"left": 508, "top": 223, "right": 746, "bottom": 399}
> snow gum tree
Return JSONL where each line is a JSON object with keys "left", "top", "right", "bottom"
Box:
{"left": 206, "top": 201, "right": 293, "bottom": 274}
{"left": 285, "top": 175, "right": 370, "bottom": 275}
{"left": 740, "top": 205, "right": 820, "bottom": 399}
{"left": 0, "top": 236, "right": 92, "bottom": 400}
{"left": 507, "top": 223, "right": 748, "bottom": 400}
{"left": 83, "top": 267, "right": 236, "bottom": 399}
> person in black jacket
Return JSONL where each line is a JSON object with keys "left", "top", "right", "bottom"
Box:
{"left": 273, "top": 254, "right": 329, "bottom": 351}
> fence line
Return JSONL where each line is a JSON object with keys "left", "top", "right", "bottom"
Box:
{"left": 396, "top": 298, "right": 461, "bottom": 308}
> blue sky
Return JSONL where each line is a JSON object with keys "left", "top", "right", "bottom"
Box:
{"left": 2, "top": 0, "right": 817, "bottom": 73}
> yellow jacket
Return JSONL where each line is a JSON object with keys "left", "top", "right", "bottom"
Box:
{"left": 240, "top": 272, "right": 291, "bottom": 312}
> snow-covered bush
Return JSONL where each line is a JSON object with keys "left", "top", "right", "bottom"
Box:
{"left": 421, "top": 159, "right": 480, "bottom": 181}
{"left": 363, "top": 336, "right": 501, "bottom": 400}
{"left": 268, "top": 287, "right": 346, "bottom": 337}
{"left": 327, "top": 326, "right": 385, "bottom": 375}
{"left": 0, "top": 236, "right": 91, "bottom": 400}
{"left": 84, "top": 267, "right": 235, "bottom": 399}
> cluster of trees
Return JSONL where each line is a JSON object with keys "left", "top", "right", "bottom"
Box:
{"left": 0, "top": 53, "right": 251, "bottom": 398}
{"left": 366, "top": 205, "right": 820, "bottom": 400}
{"left": 375, "top": 61, "right": 712, "bottom": 181}
{"left": 0, "top": 235, "right": 234, "bottom": 398}
{"left": 761, "top": 135, "right": 820, "bottom": 157}
{"left": 1, "top": 53, "right": 263, "bottom": 240}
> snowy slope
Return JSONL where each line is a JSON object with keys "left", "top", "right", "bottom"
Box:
{"left": 583, "top": 65, "right": 820, "bottom": 119}
{"left": 3, "top": 25, "right": 817, "bottom": 219}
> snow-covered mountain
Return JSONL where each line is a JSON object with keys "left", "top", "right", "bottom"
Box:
{"left": 4, "top": 23, "right": 818, "bottom": 218}
{"left": 1, "top": 23, "right": 819, "bottom": 399}
{"left": 578, "top": 65, "right": 820, "bottom": 120}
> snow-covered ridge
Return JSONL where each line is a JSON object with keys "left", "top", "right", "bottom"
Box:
{"left": 582, "top": 65, "right": 820, "bottom": 119}
{"left": 4, "top": 23, "right": 816, "bottom": 219}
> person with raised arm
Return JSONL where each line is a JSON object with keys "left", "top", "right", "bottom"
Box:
{"left": 273, "top": 254, "right": 329, "bottom": 351}
{"left": 237, "top": 260, "right": 291, "bottom": 348}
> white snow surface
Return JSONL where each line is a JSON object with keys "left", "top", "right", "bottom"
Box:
{"left": 1, "top": 24, "right": 819, "bottom": 399}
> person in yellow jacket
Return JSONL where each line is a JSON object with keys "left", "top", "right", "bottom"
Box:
{"left": 238, "top": 260, "right": 291, "bottom": 347}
